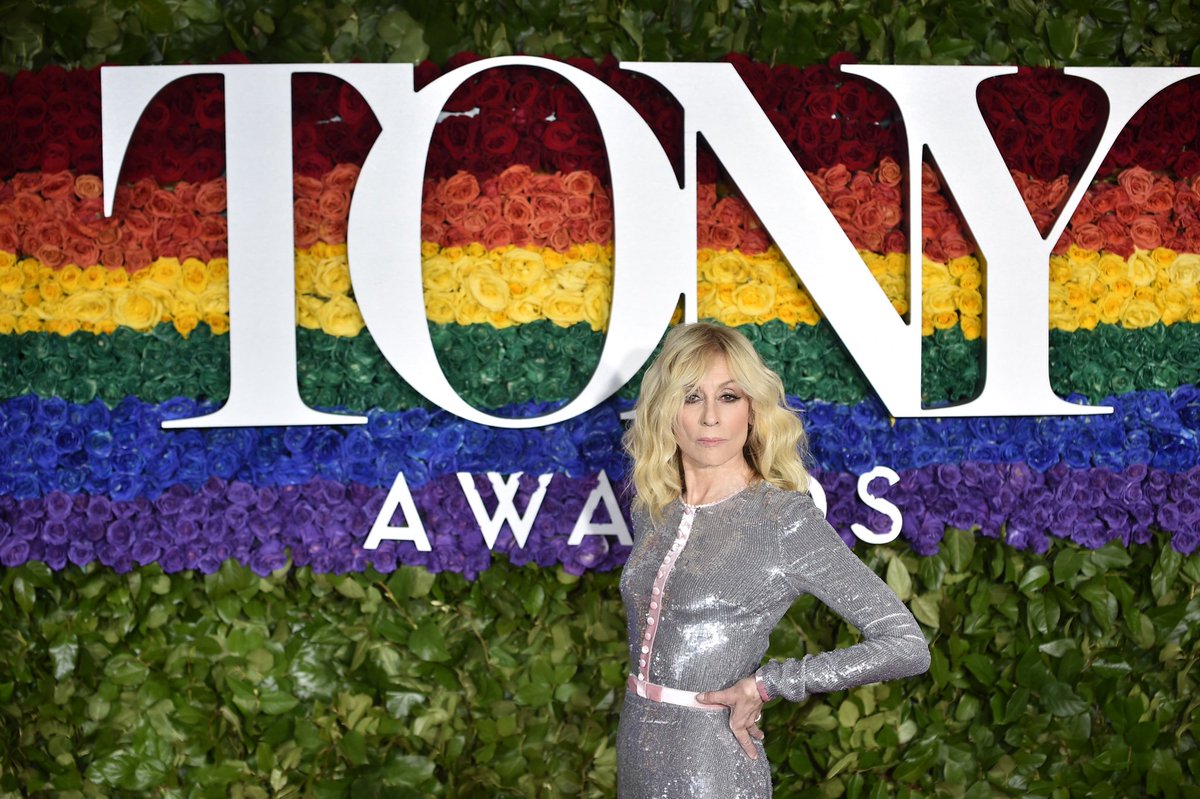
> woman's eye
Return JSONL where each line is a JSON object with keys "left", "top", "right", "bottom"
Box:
{"left": 684, "top": 394, "right": 701, "bottom": 403}
{"left": 721, "top": 393, "right": 741, "bottom": 402}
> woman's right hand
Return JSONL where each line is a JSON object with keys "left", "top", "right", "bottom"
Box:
{"left": 696, "top": 676, "right": 766, "bottom": 759}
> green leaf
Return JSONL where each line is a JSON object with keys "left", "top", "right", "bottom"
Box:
{"left": 1053, "top": 549, "right": 1085, "bottom": 584}
{"left": 341, "top": 729, "right": 368, "bottom": 766}
{"left": 408, "top": 620, "right": 450, "bottom": 662}
{"left": 1017, "top": 565, "right": 1049, "bottom": 595}
{"left": 1046, "top": 16, "right": 1078, "bottom": 59}
{"left": 962, "top": 653, "right": 997, "bottom": 686}
{"left": 87, "top": 15, "right": 121, "bottom": 49}
{"left": 1039, "top": 681, "right": 1088, "bottom": 717}
{"left": 911, "top": 593, "right": 940, "bottom": 628}
{"left": 1150, "top": 544, "right": 1182, "bottom": 601}
{"left": 260, "top": 689, "right": 299, "bottom": 715}
{"left": 944, "top": 528, "right": 975, "bottom": 572}
{"left": 49, "top": 634, "right": 78, "bottom": 680}
{"left": 886, "top": 557, "right": 913, "bottom": 601}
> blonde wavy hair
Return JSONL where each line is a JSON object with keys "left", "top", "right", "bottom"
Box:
{"left": 624, "top": 322, "right": 811, "bottom": 517}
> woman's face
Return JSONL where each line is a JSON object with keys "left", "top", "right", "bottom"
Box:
{"left": 673, "top": 354, "right": 752, "bottom": 476}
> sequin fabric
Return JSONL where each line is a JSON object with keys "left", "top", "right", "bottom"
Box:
{"left": 617, "top": 481, "right": 930, "bottom": 797}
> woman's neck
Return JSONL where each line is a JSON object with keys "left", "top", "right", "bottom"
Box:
{"left": 680, "top": 460, "right": 755, "bottom": 506}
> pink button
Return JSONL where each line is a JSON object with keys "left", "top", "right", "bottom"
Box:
{"left": 650, "top": 602, "right": 657, "bottom": 609}
{"left": 641, "top": 646, "right": 649, "bottom": 653}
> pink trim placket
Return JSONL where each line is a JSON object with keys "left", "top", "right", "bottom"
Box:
{"left": 636, "top": 505, "right": 697, "bottom": 697}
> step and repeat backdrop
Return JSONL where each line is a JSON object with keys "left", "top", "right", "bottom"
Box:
{"left": 1, "top": 6, "right": 1198, "bottom": 798}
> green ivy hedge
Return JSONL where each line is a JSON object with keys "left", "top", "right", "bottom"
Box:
{"left": 2, "top": 532, "right": 1197, "bottom": 798}
{"left": 3, "top": 0, "right": 1199, "bottom": 72}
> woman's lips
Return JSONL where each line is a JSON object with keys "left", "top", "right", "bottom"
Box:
{"left": 696, "top": 438, "right": 726, "bottom": 446}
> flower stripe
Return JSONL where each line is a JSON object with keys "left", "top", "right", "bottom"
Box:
{"left": 3, "top": 388, "right": 1199, "bottom": 506}
{"left": 5, "top": 60, "right": 1200, "bottom": 186}
{"left": 3, "top": 319, "right": 1200, "bottom": 410}
{"left": 1, "top": 459, "right": 1195, "bottom": 580}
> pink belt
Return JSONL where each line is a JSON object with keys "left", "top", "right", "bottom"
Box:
{"left": 627, "top": 675, "right": 725, "bottom": 712}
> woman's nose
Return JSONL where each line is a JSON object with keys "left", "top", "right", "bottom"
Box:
{"left": 701, "top": 401, "right": 718, "bottom": 426}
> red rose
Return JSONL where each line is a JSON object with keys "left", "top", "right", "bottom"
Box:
{"left": 502, "top": 197, "right": 534, "bottom": 226}
{"left": 472, "top": 73, "right": 511, "bottom": 109}
{"left": 195, "top": 91, "right": 225, "bottom": 132}
{"left": 543, "top": 120, "right": 578, "bottom": 152}
{"left": 741, "top": 228, "right": 770, "bottom": 253}
{"left": 882, "top": 229, "right": 906, "bottom": 254}
{"left": 198, "top": 215, "right": 227, "bottom": 245}
{"left": 294, "top": 174, "right": 323, "bottom": 201}
{"left": 318, "top": 188, "right": 350, "bottom": 220}
{"left": 414, "top": 60, "right": 441, "bottom": 90}
{"left": 183, "top": 147, "right": 223, "bottom": 183}
{"left": 481, "top": 124, "right": 518, "bottom": 156}
{"left": 337, "top": 83, "right": 373, "bottom": 126}
{"left": 509, "top": 74, "right": 544, "bottom": 113}
{"left": 1097, "top": 216, "right": 1131, "bottom": 257}
{"left": 436, "top": 116, "right": 479, "bottom": 161}
{"left": 318, "top": 216, "right": 346, "bottom": 243}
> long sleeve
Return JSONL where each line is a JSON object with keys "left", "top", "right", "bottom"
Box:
{"left": 756, "top": 495, "right": 930, "bottom": 702}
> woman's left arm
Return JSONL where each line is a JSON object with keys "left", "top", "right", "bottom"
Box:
{"left": 757, "top": 502, "right": 930, "bottom": 703}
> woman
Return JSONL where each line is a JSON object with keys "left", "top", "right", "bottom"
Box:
{"left": 617, "top": 322, "right": 929, "bottom": 797}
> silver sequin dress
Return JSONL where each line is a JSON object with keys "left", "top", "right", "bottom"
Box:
{"left": 616, "top": 481, "right": 930, "bottom": 798}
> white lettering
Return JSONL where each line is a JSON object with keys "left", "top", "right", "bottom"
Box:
{"left": 365, "top": 471, "right": 431, "bottom": 551}
{"left": 851, "top": 465, "right": 903, "bottom": 544}
{"left": 457, "top": 472, "right": 553, "bottom": 549}
{"left": 568, "top": 471, "right": 633, "bottom": 545}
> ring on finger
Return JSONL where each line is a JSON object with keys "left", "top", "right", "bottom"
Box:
{"left": 754, "top": 713, "right": 762, "bottom": 723}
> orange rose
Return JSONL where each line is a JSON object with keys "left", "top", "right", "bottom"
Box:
{"left": 482, "top": 222, "right": 515, "bottom": 250}
{"left": 194, "top": 178, "right": 227, "bottom": 213}
{"left": 565, "top": 195, "right": 591, "bottom": 219}
{"left": 877, "top": 157, "right": 902, "bottom": 188}
{"left": 1129, "top": 217, "right": 1161, "bottom": 250}
{"left": 562, "top": 171, "right": 595, "bottom": 197}
{"left": 547, "top": 227, "right": 571, "bottom": 252}
{"left": 1073, "top": 223, "right": 1104, "bottom": 251}
{"left": 74, "top": 174, "right": 104, "bottom": 200}
{"left": 824, "top": 164, "right": 851, "bottom": 190}
{"left": 294, "top": 173, "right": 323, "bottom": 200}
{"left": 324, "top": 163, "right": 360, "bottom": 192}
{"left": 1117, "top": 166, "right": 1154, "bottom": 206}
{"left": 497, "top": 165, "right": 532, "bottom": 196}
{"left": 318, "top": 218, "right": 347, "bottom": 243}
{"left": 41, "top": 171, "right": 75, "bottom": 200}
{"left": 318, "top": 188, "right": 350, "bottom": 219}
{"left": 198, "top": 216, "right": 228, "bottom": 244}
{"left": 439, "top": 171, "right": 481, "bottom": 205}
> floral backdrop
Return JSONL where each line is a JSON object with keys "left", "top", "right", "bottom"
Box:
{"left": 2, "top": 56, "right": 1200, "bottom": 582}
{"left": 1, "top": 10, "right": 1199, "bottom": 793}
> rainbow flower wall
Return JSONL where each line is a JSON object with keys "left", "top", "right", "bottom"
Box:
{"left": 1, "top": 7, "right": 1199, "bottom": 796}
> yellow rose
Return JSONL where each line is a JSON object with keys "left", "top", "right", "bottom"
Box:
{"left": 1167, "top": 253, "right": 1200, "bottom": 287}
{"left": 0, "top": 295, "right": 18, "bottom": 315}
{"left": 39, "top": 273, "right": 64, "bottom": 302}
{"left": 1121, "top": 299, "right": 1160, "bottom": 329}
{"left": 108, "top": 269, "right": 130, "bottom": 290}
{"left": 697, "top": 294, "right": 721, "bottom": 320}
{"left": 22, "top": 287, "right": 39, "bottom": 309}
{"left": 1077, "top": 307, "right": 1098, "bottom": 330}
{"left": 506, "top": 297, "right": 543, "bottom": 325}
{"left": 0, "top": 313, "right": 16, "bottom": 334}
{"left": 732, "top": 283, "right": 776, "bottom": 317}
{"left": 81, "top": 265, "right": 107, "bottom": 291}
{"left": 442, "top": 246, "right": 465, "bottom": 261}
{"left": 876, "top": 275, "right": 906, "bottom": 307}
{"left": 424, "top": 292, "right": 457, "bottom": 325}
{"left": 0, "top": 251, "right": 15, "bottom": 270}
{"left": 922, "top": 258, "right": 952, "bottom": 290}
{"left": 527, "top": 278, "right": 557, "bottom": 301}
{"left": 295, "top": 295, "right": 323, "bottom": 328}
{"left": 1111, "top": 278, "right": 1133, "bottom": 298}
{"left": 947, "top": 256, "right": 977, "bottom": 279}
{"left": 208, "top": 259, "right": 229, "bottom": 285}
{"left": 465, "top": 266, "right": 511, "bottom": 312}
{"left": 544, "top": 291, "right": 586, "bottom": 327}
{"left": 205, "top": 313, "right": 230, "bottom": 335}
{"left": 718, "top": 308, "right": 752, "bottom": 327}
{"left": 423, "top": 255, "right": 459, "bottom": 292}
{"left": 46, "top": 318, "right": 81, "bottom": 336}
{"left": 197, "top": 286, "right": 229, "bottom": 317}
{"left": 1066, "top": 244, "right": 1098, "bottom": 267}
{"left": 1159, "top": 287, "right": 1189, "bottom": 324}
{"left": 182, "top": 259, "right": 209, "bottom": 294}
{"left": 890, "top": 297, "right": 909, "bottom": 316}
{"left": 0, "top": 266, "right": 23, "bottom": 295}
{"left": 582, "top": 282, "right": 612, "bottom": 331}
{"left": 960, "top": 315, "right": 982, "bottom": 340}
{"left": 1068, "top": 260, "right": 1099, "bottom": 291}
{"left": 553, "top": 262, "right": 592, "bottom": 293}
{"left": 148, "top": 258, "right": 182, "bottom": 288}
{"left": 860, "top": 251, "right": 887, "bottom": 276}
{"left": 775, "top": 303, "right": 801, "bottom": 326}
{"left": 293, "top": 254, "right": 316, "bottom": 295}
{"left": 1098, "top": 293, "right": 1126, "bottom": 324}
{"left": 318, "top": 295, "right": 365, "bottom": 337}
{"left": 113, "top": 289, "right": 163, "bottom": 330}
{"left": 1048, "top": 256, "right": 1072, "bottom": 285}
{"left": 465, "top": 242, "right": 486, "bottom": 258}
{"left": 61, "top": 291, "right": 112, "bottom": 324}
{"left": 421, "top": 241, "right": 440, "bottom": 258}
{"left": 314, "top": 256, "right": 352, "bottom": 298}
{"left": 543, "top": 249, "right": 566, "bottom": 272}
{"left": 923, "top": 283, "right": 958, "bottom": 315}
{"left": 15, "top": 311, "right": 41, "bottom": 333}
{"left": 1096, "top": 253, "right": 1125, "bottom": 285}
{"left": 956, "top": 288, "right": 983, "bottom": 316}
{"left": 1151, "top": 247, "right": 1177, "bottom": 269}
{"left": 929, "top": 310, "right": 957, "bottom": 330}
{"left": 58, "top": 264, "right": 83, "bottom": 293}
{"left": 1064, "top": 284, "right": 1087, "bottom": 308}
{"left": 500, "top": 248, "right": 546, "bottom": 286}
{"left": 704, "top": 252, "right": 748, "bottom": 284}
{"left": 171, "top": 301, "right": 202, "bottom": 337}
{"left": 454, "top": 296, "right": 490, "bottom": 326}
{"left": 577, "top": 242, "right": 605, "bottom": 263}
{"left": 1126, "top": 251, "right": 1157, "bottom": 287}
